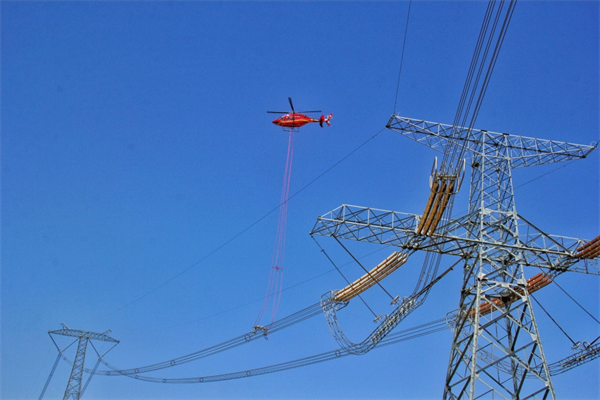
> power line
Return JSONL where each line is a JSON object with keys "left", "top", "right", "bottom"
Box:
{"left": 87, "top": 128, "right": 384, "bottom": 323}
{"left": 311, "top": 236, "right": 379, "bottom": 317}
{"left": 333, "top": 235, "right": 396, "bottom": 301}
{"left": 552, "top": 279, "right": 600, "bottom": 325}
{"left": 98, "top": 317, "right": 450, "bottom": 384}
{"left": 531, "top": 294, "right": 576, "bottom": 346}
{"left": 393, "top": 0, "right": 412, "bottom": 115}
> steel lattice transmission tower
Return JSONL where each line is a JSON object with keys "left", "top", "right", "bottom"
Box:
{"left": 48, "top": 324, "right": 119, "bottom": 400}
{"left": 311, "top": 115, "right": 598, "bottom": 399}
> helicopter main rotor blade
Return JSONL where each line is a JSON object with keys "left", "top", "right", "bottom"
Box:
{"left": 267, "top": 110, "right": 322, "bottom": 114}
{"left": 288, "top": 97, "right": 295, "bottom": 114}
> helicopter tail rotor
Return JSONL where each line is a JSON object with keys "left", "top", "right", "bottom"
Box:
{"left": 319, "top": 113, "right": 333, "bottom": 127}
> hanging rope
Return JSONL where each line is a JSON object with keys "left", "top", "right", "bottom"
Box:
{"left": 256, "top": 130, "right": 295, "bottom": 326}
{"left": 90, "top": 128, "right": 383, "bottom": 325}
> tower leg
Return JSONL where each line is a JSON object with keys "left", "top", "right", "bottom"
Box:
{"left": 443, "top": 259, "right": 555, "bottom": 399}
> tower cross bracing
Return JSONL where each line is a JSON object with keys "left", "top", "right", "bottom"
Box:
{"left": 311, "top": 115, "right": 598, "bottom": 399}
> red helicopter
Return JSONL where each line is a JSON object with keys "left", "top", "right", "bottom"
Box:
{"left": 268, "top": 97, "right": 332, "bottom": 129}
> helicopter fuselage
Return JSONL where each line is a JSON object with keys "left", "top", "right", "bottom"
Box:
{"left": 272, "top": 113, "right": 319, "bottom": 128}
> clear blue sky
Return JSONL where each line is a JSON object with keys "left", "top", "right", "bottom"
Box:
{"left": 2, "top": 1, "right": 599, "bottom": 399}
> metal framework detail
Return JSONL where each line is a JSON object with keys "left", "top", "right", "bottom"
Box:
{"left": 311, "top": 115, "right": 598, "bottom": 399}
{"left": 311, "top": 205, "right": 599, "bottom": 276}
{"left": 49, "top": 324, "right": 119, "bottom": 400}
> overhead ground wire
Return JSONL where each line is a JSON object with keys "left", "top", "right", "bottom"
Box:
{"left": 125, "top": 244, "right": 390, "bottom": 336}
{"left": 393, "top": 0, "right": 412, "bottom": 115}
{"left": 88, "top": 128, "right": 384, "bottom": 324}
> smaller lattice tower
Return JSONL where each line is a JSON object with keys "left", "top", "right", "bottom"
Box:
{"left": 49, "top": 324, "right": 119, "bottom": 400}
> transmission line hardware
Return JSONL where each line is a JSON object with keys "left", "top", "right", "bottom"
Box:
{"left": 311, "top": 115, "right": 598, "bottom": 399}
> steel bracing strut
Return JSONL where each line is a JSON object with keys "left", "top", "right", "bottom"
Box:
{"left": 311, "top": 115, "right": 598, "bottom": 399}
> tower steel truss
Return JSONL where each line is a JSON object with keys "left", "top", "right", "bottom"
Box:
{"left": 311, "top": 115, "right": 598, "bottom": 399}
{"left": 48, "top": 324, "right": 119, "bottom": 400}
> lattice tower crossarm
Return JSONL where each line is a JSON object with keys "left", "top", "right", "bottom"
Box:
{"left": 386, "top": 115, "right": 597, "bottom": 168}
{"left": 311, "top": 205, "right": 599, "bottom": 276}
{"left": 311, "top": 115, "right": 597, "bottom": 399}
{"left": 49, "top": 324, "right": 119, "bottom": 400}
